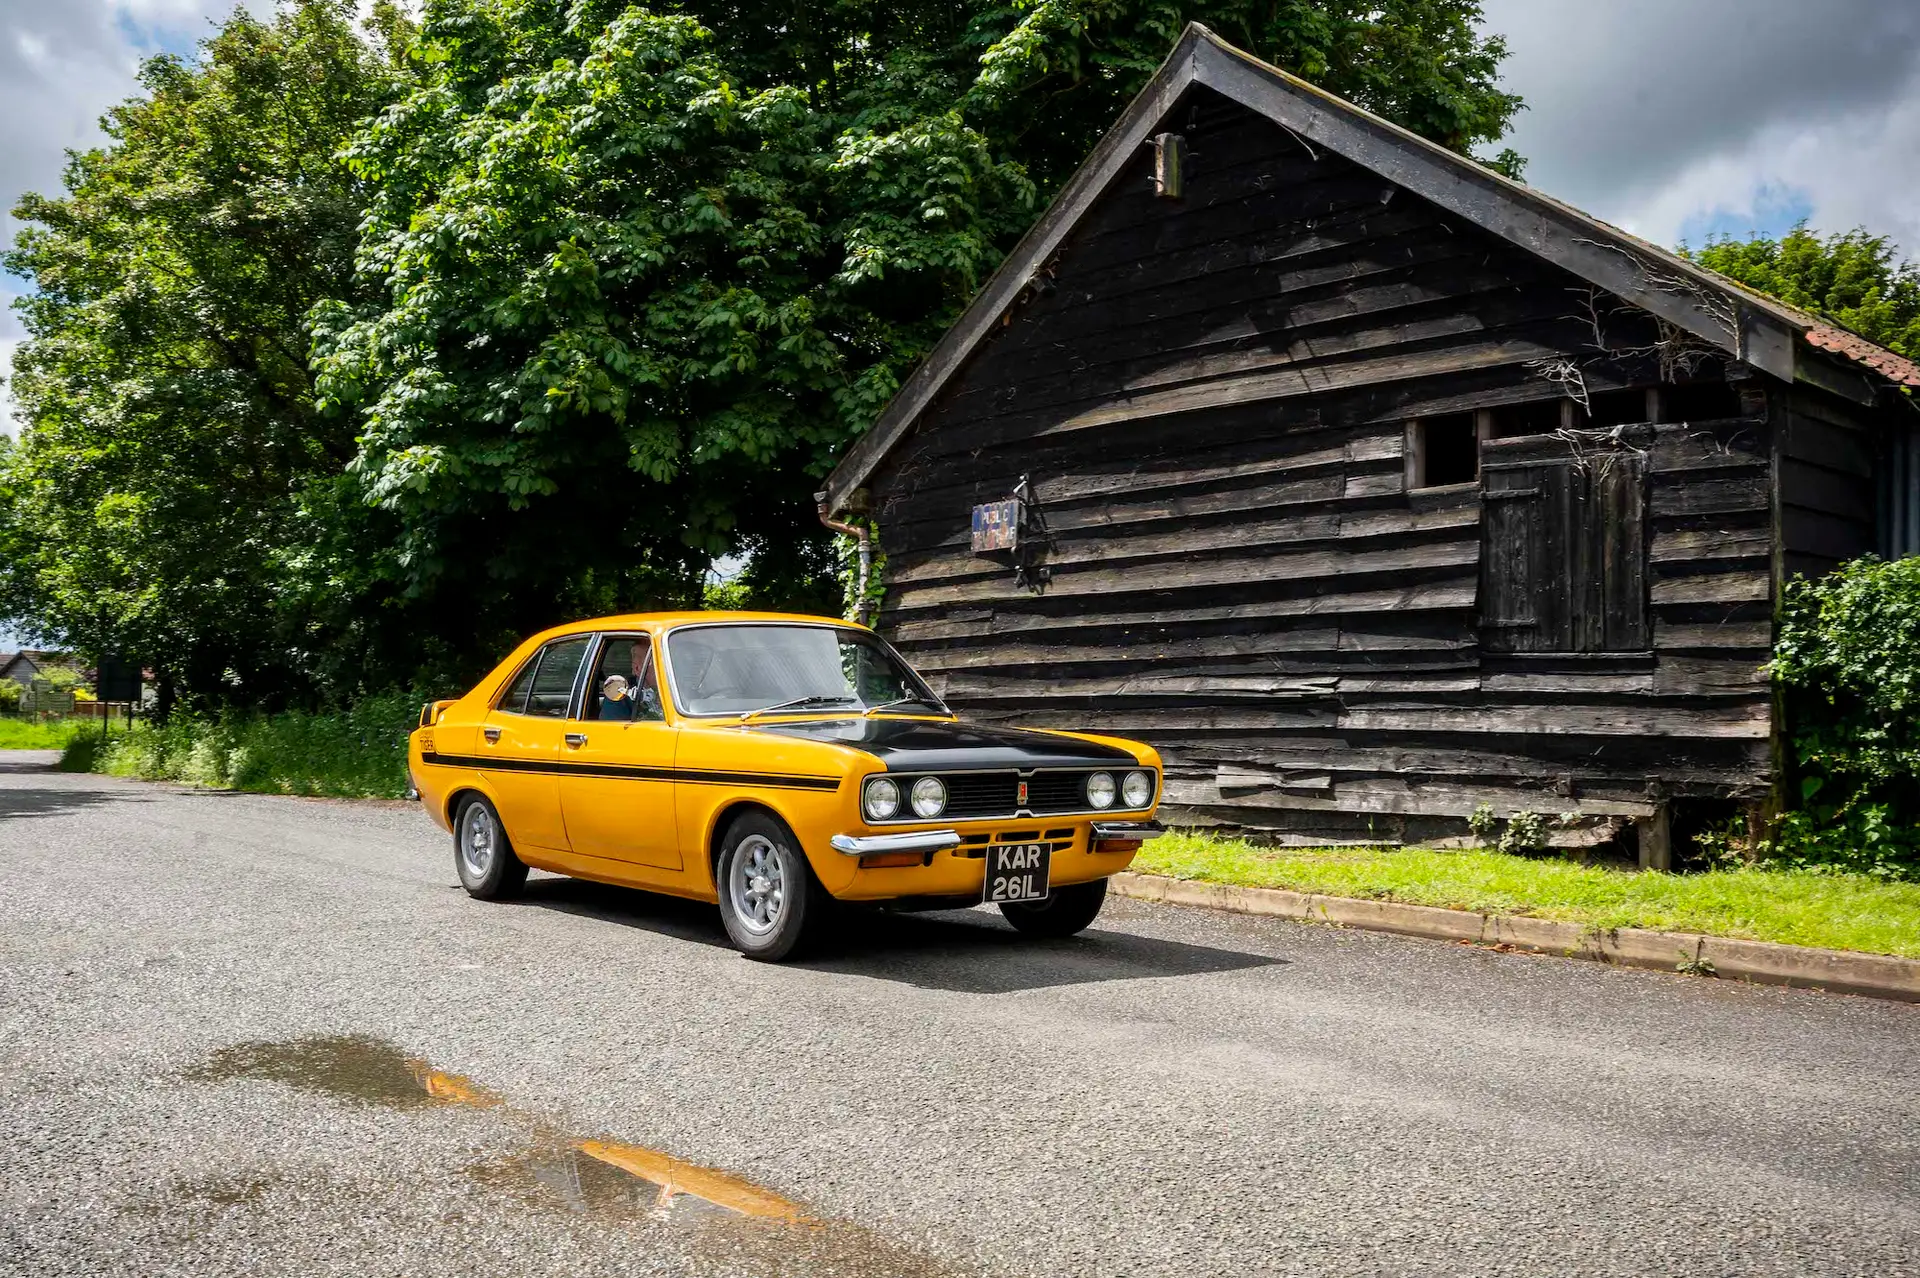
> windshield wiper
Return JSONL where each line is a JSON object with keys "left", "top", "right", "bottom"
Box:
{"left": 863, "top": 694, "right": 951, "bottom": 718}
{"left": 738, "top": 694, "right": 857, "bottom": 723}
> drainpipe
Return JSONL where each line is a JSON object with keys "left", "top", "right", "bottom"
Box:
{"left": 815, "top": 490, "right": 873, "bottom": 626}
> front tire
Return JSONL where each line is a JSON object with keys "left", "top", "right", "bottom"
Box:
{"left": 999, "top": 878, "right": 1107, "bottom": 938}
{"left": 715, "top": 812, "right": 823, "bottom": 962}
{"left": 453, "top": 794, "right": 528, "bottom": 900}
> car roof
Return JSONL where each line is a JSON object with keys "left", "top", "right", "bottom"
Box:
{"left": 528, "top": 611, "right": 864, "bottom": 642}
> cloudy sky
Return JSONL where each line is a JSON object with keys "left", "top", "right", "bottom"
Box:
{"left": 4, "top": 0, "right": 1920, "bottom": 432}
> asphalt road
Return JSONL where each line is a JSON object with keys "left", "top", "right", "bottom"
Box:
{"left": 2, "top": 753, "right": 1917, "bottom": 1277}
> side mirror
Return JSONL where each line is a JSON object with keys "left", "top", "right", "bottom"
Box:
{"left": 601, "top": 675, "right": 630, "bottom": 702}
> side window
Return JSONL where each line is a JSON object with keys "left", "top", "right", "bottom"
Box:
{"left": 525, "top": 636, "right": 592, "bottom": 718}
{"left": 588, "top": 635, "right": 666, "bottom": 722}
{"left": 496, "top": 655, "right": 541, "bottom": 715}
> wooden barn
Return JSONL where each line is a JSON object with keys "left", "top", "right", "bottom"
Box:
{"left": 817, "top": 25, "right": 1920, "bottom": 864}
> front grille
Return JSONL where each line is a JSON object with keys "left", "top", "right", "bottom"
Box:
{"left": 1025, "top": 771, "right": 1096, "bottom": 814}
{"left": 941, "top": 771, "right": 1020, "bottom": 818}
{"left": 876, "top": 767, "right": 1152, "bottom": 823}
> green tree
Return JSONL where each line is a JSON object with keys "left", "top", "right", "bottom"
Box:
{"left": 1768, "top": 556, "right": 1920, "bottom": 878}
{"left": 2, "top": 0, "right": 409, "bottom": 707}
{"left": 315, "top": 0, "right": 1522, "bottom": 648}
{"left": 1687, "top": 225, "right": 1920, "bottom": 361}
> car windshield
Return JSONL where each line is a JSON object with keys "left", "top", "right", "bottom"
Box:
{"left": 666, "top": 624, "right": 942, "bottom": 717}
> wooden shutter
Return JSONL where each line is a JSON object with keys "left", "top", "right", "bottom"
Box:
{"left": 1481, "top": 463, "right": 1559, "bottom": 653}
{"left": 1591, "top": 452, "right": 1649, "bottom": 650}
{"left": 1480, "top": 445, "right": 1647, "bottom": 653}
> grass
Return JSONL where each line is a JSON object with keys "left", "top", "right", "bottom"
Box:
{"left": 1134, "top": 830, "right": 1920, "bottom": 959}
{"left": 0, "top": 717, "right": 114, "bottom": 750}
{"left": 59, "top": 694, "right": 416, "bottom": 799}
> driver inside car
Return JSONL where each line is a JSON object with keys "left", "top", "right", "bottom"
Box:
{"left": 594, "top": 639, "right": 663, "bottom": 722}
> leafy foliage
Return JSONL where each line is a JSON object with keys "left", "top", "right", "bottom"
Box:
{"left": 1686, "top": 225, "right": 1920, "bottom": 361}
{"left": 8, "top": 0, "right": 1521, "bottom": 703}
{"left": 1768, "top": 556, "right": 1920, "bottom": 878}
{"left": 1, "top": 1, "right": 408, "bottom": 705}
{"left": 65, "top": 692, "right": 419, "bottom": 797}
{"left": 309, "top": 0, "right": 1036, "bottom": 651}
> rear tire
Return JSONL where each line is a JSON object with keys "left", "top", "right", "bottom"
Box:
{"left": 715, "top": 812, "right": 823, "bottom": 962}
{"left": 999, "top": 878, "right": 1107, "bottom": 938}
{"left": 453, "top": 794, "right": 529, "bottom": 900}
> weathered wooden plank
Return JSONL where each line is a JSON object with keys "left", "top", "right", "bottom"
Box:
{"left": 885, "top": 579, "right": 1481, "bottom": 643}
{"left": 1780, "top": 505, "right": 1877, "bottom": 564}
{"left": 1145, "top": 736, "right": 1770, "bottom": 786}
{"left": 1653, "top": 619, "right": 1774, "bottom": 649}
{"left": 1782, "top": 406, "right": 1875, "bottom": 474}
{"left": 1647, "top": 423, "right": 1769, "bottom": 473}
{"left": 1781, "top": 457, "right": 1877, "bottom": 519}
{"left": 1648, "top": 526, "right": 1772, "bottom": 564}
{"left": 1481, "top": 671, "right": 1655, "bottom": 694}
{"left": 1333, "top": 703, "right": 1772, "bottom": 738}
{"left": 886, "top": 494, "right": 1481, "bottom": 587}
{"left": 936, "top": 671, "right": 1346, "bottom": 700}
{"left": 1648, "top": 570, "right": 1771, "bottom": 605}
{"left": 1649, "top": 475, "right": 1770, "bottom": 517}
{"left": 1651, "top": 655, "right": 1770, "bottom": 694}
{"left": 968, "top": 337, "right": 1562, "bottom": 453}
{"left": 894, "top": 538, "right": 1481, "bottom": 610}
{"left": 1162, "top": 775, "right": 1659, "bottom": 819}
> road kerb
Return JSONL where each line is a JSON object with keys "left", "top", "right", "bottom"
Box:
{"left": 1107, "top": 872, "right": 1920, "bottom": 1003}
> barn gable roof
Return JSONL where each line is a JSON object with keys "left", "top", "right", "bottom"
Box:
{"left": 821, "top": 23, "right": 1917, "bottom": 513}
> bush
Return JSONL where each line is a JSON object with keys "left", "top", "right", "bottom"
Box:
{"left": 1769, "top": 556, "right": 1920, "bottom": 877}
{"left": 64, "top": 693, "right": 419, "bottom": 799}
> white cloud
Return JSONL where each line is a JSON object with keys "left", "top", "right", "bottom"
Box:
{"left": 0, "top": 0, "right": 255, "bottom": 432}
{"left": 1481, "top": 0, "right": 1920, "bottom": 256}
{"left": 1615, "top": 65, "right": 1920, "bottom": 253}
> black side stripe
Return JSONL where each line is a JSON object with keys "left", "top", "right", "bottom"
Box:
{"left": 420, "top": 751, "right": 842, "bottom": 792}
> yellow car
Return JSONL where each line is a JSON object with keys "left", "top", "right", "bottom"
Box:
{"left": 407, "top": 612, "right": 1164, "bottom": 960}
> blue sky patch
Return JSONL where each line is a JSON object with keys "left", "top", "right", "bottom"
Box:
{"left": 112, "top": 9, "right": 205, "bottom": 61}
{"left": 1677, "top": 181, "right": 1816, "bottom": 247}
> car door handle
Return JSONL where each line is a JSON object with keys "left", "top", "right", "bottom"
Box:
{"left": 564, "top": 733, "right": 587, "bottom": 748}
{"left": 482, "top": 726, "right": 501, "bottom": 744}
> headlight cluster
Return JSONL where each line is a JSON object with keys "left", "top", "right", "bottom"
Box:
{"left": 911, "top": 776, "right": 947, "bottom": 818}
{"left": 1086, "top": 770, "right": 1155, "bottom": 809}
{"left": 863, "top": 775, "right": 948, "bottom": 821}
{"left": 862, "top": 776, "right": 900, "bottom": 821}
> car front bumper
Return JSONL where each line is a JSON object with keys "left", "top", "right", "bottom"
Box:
{"left": 818, "top": 817, "right": 1164, "bottom": 901}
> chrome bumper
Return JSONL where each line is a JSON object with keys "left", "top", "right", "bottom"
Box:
{"left": 830, "top": 830, "right": 963, "bottom": 856}
{"left": 1091, "top": 820, "right": 1166, "bottom": 840}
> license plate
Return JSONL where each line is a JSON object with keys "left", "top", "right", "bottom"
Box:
{"left": 984, "top": 843, "right": 1051, "bottom": 904}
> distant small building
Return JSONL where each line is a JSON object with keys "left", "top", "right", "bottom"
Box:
{"left": 820, "top": 25, "right": 1920, "bottom": 863}
{"left": 0, "top": 650, "right": 72, "bottom": 689}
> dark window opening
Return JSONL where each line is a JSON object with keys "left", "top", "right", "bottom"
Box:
{"left": 1488, "top": 398, "right": 1566, "bottom": 438}
{"left": 496, "top": 656, "right": 540, "bottom": 715}
{"left": 1664, "top": 380, "right": 1743, "bottom": 422}
{"left": 1582, "top": 388, "right": 1651, "bottom": 428}
{"left": 1412, "top": 413, "right": 1478, "bottom": 487}
{"left": 524, "top": 636, "right": 592, "bottom": 718}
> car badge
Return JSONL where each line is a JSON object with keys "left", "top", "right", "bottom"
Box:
{"left": 1017, "top": 779, "right": 1029, "bottom": 806}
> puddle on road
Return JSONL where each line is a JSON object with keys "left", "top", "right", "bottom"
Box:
{"left": 193, "top": 1034, "right": 499, "bottom": 1110}
{"left": 192, "top": 1034, "right": 972, "bottom": 1277}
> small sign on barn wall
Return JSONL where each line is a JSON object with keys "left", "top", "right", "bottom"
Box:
{"left": 971, "top": 498, "right": 1022, "bottom": 552}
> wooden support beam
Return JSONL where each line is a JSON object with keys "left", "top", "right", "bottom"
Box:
{"left": 1636, "top": 805, "right": 1672, "bottom": 872}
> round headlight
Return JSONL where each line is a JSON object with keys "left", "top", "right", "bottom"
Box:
{"left": 1086, "top": 771, "right": 1116, "bottom": 809}
{"left": 863, "top": 776, "right": 901, "bottom": 821}
{"left": 910, "top": 776, "right": 947, "bottom": 819}
{"left": 1122, "top": 770, "right": 1154, "bottom": 808}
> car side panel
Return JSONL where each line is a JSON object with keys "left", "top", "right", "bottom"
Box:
{"left": 669, "top": 723, "right": 862, "bottom": 898}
